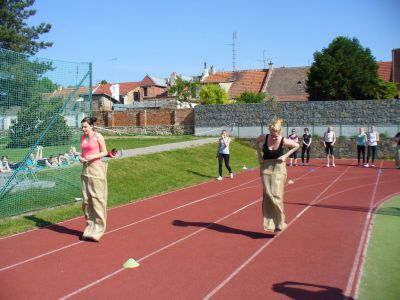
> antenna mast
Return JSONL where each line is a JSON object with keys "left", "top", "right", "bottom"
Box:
{"left": 232, "top": 32, "right": 237, "bottom": 72}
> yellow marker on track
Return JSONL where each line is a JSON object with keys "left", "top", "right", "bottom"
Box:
{"left": 123, "top": 258, "right": 140, "bottom": 269}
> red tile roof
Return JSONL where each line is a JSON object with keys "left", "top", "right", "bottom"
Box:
{"left": 377, "top": 61, "right": 392, "bottom": 82}
{"left": 92, "top": 81, "right": 141, "bottom": 97}
{"left": 203, "top": 69, "right": 268, "bottom": 99}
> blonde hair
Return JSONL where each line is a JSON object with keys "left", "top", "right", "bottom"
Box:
{"left": 269, "top": 118, "right": 283, "bottom": 133}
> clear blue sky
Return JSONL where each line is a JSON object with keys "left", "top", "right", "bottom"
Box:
{"left": 29, "top": 0, "right": 400, "bottom": 84}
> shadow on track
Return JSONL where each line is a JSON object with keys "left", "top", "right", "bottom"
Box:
{"left": 24, "top": 215, "right": 82, "bottom": 237}
{"left": 172, "top": 219, "right": 274, "bottom": 239}
{"left": 272, "top": 281, "right": 354, "bottom": 300}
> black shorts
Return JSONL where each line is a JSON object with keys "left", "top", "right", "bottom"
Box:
{"left": 325, "top": 142, "right": 334, "bottom": 155}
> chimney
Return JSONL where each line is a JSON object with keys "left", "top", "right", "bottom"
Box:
{"left": 210, "top": 65, "right": 216, "bottom": 75}
{"left": 268, "top": 61, "right": 274, "bottom": 72}
{"left": 392, "top": 48, "right": 400, "bottom": 85}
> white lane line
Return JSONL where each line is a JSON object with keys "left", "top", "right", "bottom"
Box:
{"left": 343, "top": 161, "right": 388, "bottom": 299}
{"left": 58, "top": 168, "right": 315, "bottom": 299}
{"left": 203, "top": 164, "right": 353, "bottom": 300}
{"left": 59, "top": 198, "right": 262, "bottom": 300}
{"left": 0, "top": 178, "right": 259, "bottom": 272}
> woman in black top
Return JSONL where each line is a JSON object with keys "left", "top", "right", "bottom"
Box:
{"left": 256, "top": 118, "right": 299, "bottom": 232}
{"left": 301, "top": 127, "right": 312, "bottom": 165}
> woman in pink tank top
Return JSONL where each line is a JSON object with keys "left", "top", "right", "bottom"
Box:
{"left": 79, "top": 117, "right": 108, "bottom": 242}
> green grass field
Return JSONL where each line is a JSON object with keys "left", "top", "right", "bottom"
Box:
{"left": 357, "top": 195, "right": 400, "bottom": 300}
{"left": 0, "top": 139, "right": 258, "bottom": 236}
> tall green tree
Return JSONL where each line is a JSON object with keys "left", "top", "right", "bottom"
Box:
{"left": 199, "top": 84, "right": 229, "bottom": 104}
{"left": 0, "top": 0, "right": 53, "bottom": 55}
{"left": 306, "top": 37, "right": 379, "bottom": 100}
{"left": 168, "top": 75, "right": 200, "bottom": 107}
{"left": 236, "top": 91, "right": 266, "bottom": 103}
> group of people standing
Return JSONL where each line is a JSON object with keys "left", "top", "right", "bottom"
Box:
{"left": 59, "top": 117, "right": 400, "bottom": 242}
{"left": 278, "top": 125, "right": 382, "bottom": 168}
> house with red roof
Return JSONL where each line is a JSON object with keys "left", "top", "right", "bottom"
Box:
{"left": 201, "top": 48, "right": 400, "bottom": 102}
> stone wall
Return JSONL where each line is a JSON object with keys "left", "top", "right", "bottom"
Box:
{"left": 194, "top": 99, "right": 400, "bottom": 127}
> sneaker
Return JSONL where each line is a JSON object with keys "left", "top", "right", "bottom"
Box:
{"left": 230, "top": 173, "right": 234, "bottom": 179}
{"left": 332, "top": 163, "right": 336, "bottom": 168}
{"left": 371, "top": 164, "right": 375, "bottom": 167}
{"left": 295, "top": 164, "right": 298, "bottom": 167}
{"left": 216, "top": 176, "right": 223, "bottom": 181}
{"left": 364, "top": 164, "right": 369, "bottom": 168}
{"left": 326, "top": 164, "right": 330, "bottom": 167}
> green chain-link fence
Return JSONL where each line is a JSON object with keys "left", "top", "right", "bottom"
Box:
{"left": 0, "top": 48, "right": 92, "bottom": 217}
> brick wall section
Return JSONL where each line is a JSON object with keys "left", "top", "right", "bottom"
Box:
{"left": 94, "top": 108, "right": 194, "bottom": 127}
{"left": 195, "top": 99, "right": 400, "bottom": 127}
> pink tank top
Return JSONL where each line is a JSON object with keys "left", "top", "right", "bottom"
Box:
{"left": 81, "top": 134, "right": 101, "bottom": 162}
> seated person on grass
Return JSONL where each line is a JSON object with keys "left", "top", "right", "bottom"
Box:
{"left": 45, "top": 155, "right": 59, "bottom": 168}
{"left": 26, "top": 146, "right": 43, "bottom": 170}
{"left": 106, "top": 148, "right": 120, "bottom": 158}
{"left": 0, "top": 156, "right": 12, "bottom": 173}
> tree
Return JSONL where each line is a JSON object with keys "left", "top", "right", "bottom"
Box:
{"left": 306, "top": 37, "right": 379, "bottom": 100}
{"left": 236, "top": 91, "right": 266, "bottom": 103}
{"left": 168, "top": 75, "right": 200, "bottom": 107}
{"left": 100, "top": 80, "right": 108, "bottom": 84}
{"left": 8, "top": 96, "right": 72, "bottom": 148}
{"left": 374, "top": 78, "right": 398, "bottom": 100}
{"left": 0, "top": 0, "right": 53, "bottom": 55}
{"left": 199, "top": 84, "right": 229, "bottom": 105}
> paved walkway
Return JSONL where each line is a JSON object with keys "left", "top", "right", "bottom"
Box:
{"left": 119, "top": 137, "right": 217, "bottom": 158}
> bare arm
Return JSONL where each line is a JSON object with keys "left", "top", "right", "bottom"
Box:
{"left": 255, "top": 134, "right": 266, "bottom": 163}
{"left": 279, "top": 138, "right": 300, "bottom": 162}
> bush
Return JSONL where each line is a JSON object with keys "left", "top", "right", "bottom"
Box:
{"left": 199, "top": 84, "right": 229, "bottom": 104}
{"left": 236, "top": 91, "right": 266, "bottom": 103}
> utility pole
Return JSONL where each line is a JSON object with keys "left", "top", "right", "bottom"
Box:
{"left": 232, "top": 32, "right": 236, "bottom": 72}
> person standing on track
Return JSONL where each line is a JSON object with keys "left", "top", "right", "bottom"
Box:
{"left": 288, "top": 129, "right": 299, "bottom": 166}
{"left": 256, "top": 118, "right": 299, "bottom": 232}
{"left": 301, "top": 127, "right": 312, "bottom": 166}
{"left": 395, "top": 132, "right": 400, "bottom": 169}
{"left": 216, "top": 129, "right": 233, "bottom": 180}
{"left": 364, "top": 125, "right": 380, "bottom": 168}
{"left": 356, "top": 127, "right": 367, "bottom": 166}
{"left": 79, "top": 117, "right": 108, "bottom": 242}
{"left": 323, "top": 126, "right": 336, "bottom": 167}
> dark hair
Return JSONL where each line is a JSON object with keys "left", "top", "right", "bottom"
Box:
{"left": 304, "top": 127, "right": 309, "bottom": 131}
{"left": 81, "top": 117, "right": 97, "bottom": 125}
{"left": 1, "top": 155, "right": 8, "bottom": 160}
{"left": 111, "top": 148, "right": 118, "bottom": 153}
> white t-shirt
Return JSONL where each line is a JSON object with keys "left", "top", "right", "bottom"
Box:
{"left": 218, "top": 138, "right": 230, "bottom": 154}
{"left": 324, "top": 132, "right": 334, "bottom": 143}
{"left": 368, "top": 132, "right": 378, "bottom": 146}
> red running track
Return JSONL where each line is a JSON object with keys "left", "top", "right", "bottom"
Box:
{"left": 0, "top": 159, "right": 399, "bottom": 300}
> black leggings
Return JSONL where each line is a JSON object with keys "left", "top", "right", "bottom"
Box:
{"left": 357, "top": 145, "right": 366, "bottom": 164}
{"left": 301, "top": 146, "right": 310, "bottom": 163}
{"left": 218, "top": 153, "right": 232, "bottom": 176}
{"left": 367, "top": 146, "right": 377, "bottom": 164}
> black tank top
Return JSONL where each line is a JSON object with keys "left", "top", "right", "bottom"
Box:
{"left": 263, "top": 134, "right": 284, "bottom": 159}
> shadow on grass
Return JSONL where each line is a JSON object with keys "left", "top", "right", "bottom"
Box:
{"left": 24, "top": 215, "right": 82, "bottom": 237}
{"left": 272, "top": 281, "right": 354, "bottom": 300}
{"left": 287, "top": 202, "right": 400, "bottom": 217}
{"left": 185, "top": 170, "right": 214, "bottom": 179}
{"left": 172, "top": 220, "right": 274, "bottom": 239}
